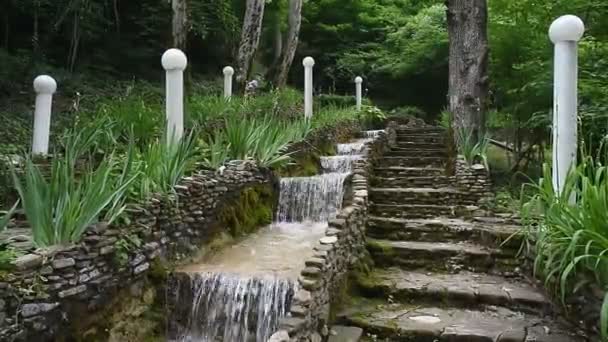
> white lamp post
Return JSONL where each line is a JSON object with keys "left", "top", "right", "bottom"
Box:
{"left": 303, "top": 57, "right": 315, "bottom": 119}
{"left": 549, "top": 15, "right": 585, "bottom": 197}
{"left": 161, "top": 48, "right": 188, "bottom": 144}
{"left": 32, "top": 75, "right": 57, "bottom": 156}
{"left": 355, "top": 76, "right": 363, "bottom": 111}
{"left": 223, "top": 66, "right": 234, "bottom": 100}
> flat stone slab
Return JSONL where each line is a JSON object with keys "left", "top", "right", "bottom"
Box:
{"left": 328, "top": 325, "right": 363, "bottom": 342}
{"left": 366, "top": 216, "right": 522, "bottom": 247}
{"left": 338, "top": 302, "right": 583, "bottom": 342}
{"left": 358, "top": 268, "right": 551, "bottom": 313}
{"left": 369, "top": 239, "right": 497, "bottom": 257}
{"left": 370, "top": 187, "right": 463, "bottom": 194}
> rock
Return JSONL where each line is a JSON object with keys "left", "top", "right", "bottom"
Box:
{"left": 14, "top": 254, "right": 42, "bottom": 270}
{"left": 268, "top": 330, "right": 290, "bottom": 342}
{"left": 320, "top": 236, "right": 338, "bottom": 245}
{"left": 58, "top": 285, "right": 87, "bottom": 298}
{"left": 21, "top": 303, "right": 60, "bottom": 318}
{"left": 328, "top": 326, "right": 363, "bottom": 342}
{"left": 51, "top": 258, "right": 75, "bottom": 269}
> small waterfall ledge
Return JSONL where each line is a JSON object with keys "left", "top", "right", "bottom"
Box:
{"left": 167, "top": 132, "right": 386, "bottom": 341}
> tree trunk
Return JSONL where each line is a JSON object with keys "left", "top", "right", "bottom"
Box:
{"left": 171, "top": 0, "right": 188, "bottom": 50}
{"left": 273, "top": 0, "right": 303, "bottom": 88}
{"left": 236, "top": 0, "right": 266, "bottom": 89}
{"left": 273, "top": 19, "right": 283, "bottom": 64}
{"left": 446, "top": 0, "right": 489, "bottom": 144}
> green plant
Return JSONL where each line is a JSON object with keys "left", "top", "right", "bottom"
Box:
{"left": 438, "top": 109, "right": 452, "bottom": 129}
{"left": 521, "top": 153, "right": 608, "bottom": 338}
{"left": 358, "top": 105, "right": 387, "bottom": 129}
{"left": 130, "top": 130, "right": 197, "bottom": 200}
{"left": 0, "top": 201, "right": 19, "bottom": 231}
{"left": 115, "top": 234, "right": 143, "bottom": 266}
{"left": 456, "top": 128, "right": 490, "bottom": 168}
{"left": 389, "top": 106, "right": 427, "bottom": 118}
{"left": 199, "top": 133, "right": 230, "bottom": 170}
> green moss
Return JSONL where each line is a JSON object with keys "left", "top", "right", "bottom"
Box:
{"left": 219, "top": 184, "right": 275, "bottom": 238}
{"left": 366, "top": 240, "right": 396, "bottom": 258}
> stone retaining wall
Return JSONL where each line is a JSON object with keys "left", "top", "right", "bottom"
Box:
{"left": 452, "top": 156, "right": 494, "bottom": 208}
{"left": 269, "top": 128, "right": 394, "bottom": 342}
{"left": 0, "top": 162, "right": 274, "bottom": 341}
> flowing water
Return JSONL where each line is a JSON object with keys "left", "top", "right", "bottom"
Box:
{"left": 168, "top": 137, "right": 372, "bottom": 341}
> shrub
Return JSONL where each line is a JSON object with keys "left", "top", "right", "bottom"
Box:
{"left": 389, "top": 106, "right": 427, "bottom": 118}
{"left": 456, "top": 127, "right": 490, "bottom": 169}
{"left": 521, "top": 154, "right": 608, "bottom": 338}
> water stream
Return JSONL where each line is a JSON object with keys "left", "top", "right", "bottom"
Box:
{"left": 168, "top": 134, "right": 375, "bottom": 341}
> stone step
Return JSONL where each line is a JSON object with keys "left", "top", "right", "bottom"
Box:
{"left": 336, "top": 301, "right": 580, "bottom": 342}
{"left": 355, "top": 268, "right": 551, "bottom": 315}
{"left": 367, "top": 239, "right": 517, "bottom": 273}
{"left": 395, "top": 141, "right": 446, "bottom": 150}
{"left": 396, "top": 135, "right": 446, "bottom": 144}
{"left": 366, "top": 216, "right": 522, "bottom": 249}
{"left": 369, "top": 203, "right": 461, "bottom": 219}
{"left": 378, "top": 156, "right": 446, "bottom": 167}
{"left": 385, "top": 149, "right": 447, "bottom": 157}
{"left": 396, "top": 127, "right": 445, "bottom": 134}
{"left": 370, "top": 176, "right": 450, "bottom": 188}
{"left": 369, "top": 187, "right": 468, "bottom": 205}
{"left": 372, "top": 167, "right": 444, "bottom": 178}
{"left": 328, "top": 325, "right": 363, "bottom": 342}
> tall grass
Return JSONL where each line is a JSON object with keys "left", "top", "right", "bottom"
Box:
{"left": 522, "top": 153, "right": 608, "bottom": 338}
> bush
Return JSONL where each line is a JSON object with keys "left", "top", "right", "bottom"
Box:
{"left": 522, "top": 153, "right": 608, "bottom": 338}
{"left": 388, "top": 106, "right": 427, "bottom": 119}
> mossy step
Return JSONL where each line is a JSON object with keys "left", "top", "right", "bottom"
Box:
{"left": 370, "top": 176, "right": 450, "bottom": 188}
{"left": 366, "top": 238, "right": 514, "bottom": 273}
{"left": 395, "top": 137, "right": 445, "bottom": 145}
{"left": 372, "top": 167, "right": 444, "bottom": 178}
{"left": 328, "top": 325, "right": 363, "bottom": 342}
{"left": 369, "top": 187, "right": 467, "bottom": 206}
{"left": 336, "top": 301, "right": 581, "bottom": 342}
{"left": 395, "top": 142, "right": 445, "bottom": 149}
{"left": 366, "top": 216, "right": 522, "bottom": 248}
{"left": 385, "top": 150, "right": 447, "bottom": 157}
{"left": 356, "top": 268, "right": 551, "bottom": 314}
{"left": 369, "top": 203, "right": 462, "bottom": 219}
{"left": 378, "top": 156, "right": 446, "bottom": 167}
{"left": 396, "top": 127, "right": 445, "bottom": 133}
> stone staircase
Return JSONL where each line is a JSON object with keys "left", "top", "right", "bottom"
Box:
{"left": 332, "top": 126, "right": 583, "bottom": 342}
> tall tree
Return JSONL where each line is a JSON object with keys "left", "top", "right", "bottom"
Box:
{"left": 273, "top": 0, "right": 303, "bottom": 88}
{"left": 171, "top": 0, "right": 188, "bottom": 50}
{"left": 446, "top": 0, "right": 489, "bottom": 142}
{"left": 236, "top": 0, "right": 266, "bottom": 88}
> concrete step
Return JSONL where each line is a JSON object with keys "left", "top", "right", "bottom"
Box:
{"left": 366, "top": 239, "right": 517, "bottom": 273}
{"left": 328, "top": 325, "right": 363, "bottom": 342}
{"left": 370, "top": 175, "right": 450, "bottom": 188}
{"left": 378, "top": 156, "right": 446, "bottom": 167}
{"left": 366, "top": 216, "right": 522, "bottom": 249}
{"left": 372, "top": 167, "right": 444, "bottom": 178}
{"left": 355, "top": 268, "right": 551, "bottom": 315}
{"left": 369, "top": 203, "right": 461, "bottom": 219}
{"left": 336, "top": 301, "right": 581, "bottom": 342}
{"left": 369, "top": 187, "right": 468, "bottom": 206}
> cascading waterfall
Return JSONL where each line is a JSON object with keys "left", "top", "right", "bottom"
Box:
{"left": 168, "top": 136, "right": 373, "bottom": 342}
{"left": 364, "top": 129, "right": 384, "bottom": 138}
{"left": 169, "top": 274, "right": 293, "bottom": 342}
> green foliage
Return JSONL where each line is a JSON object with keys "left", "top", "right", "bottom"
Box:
{"left": 0, "top": 201, "right": 19, "bottom": 231}
{"left": 358, "top": 105, "right": 387, "bottom": 129}
{"left": 317, "top": 94, "right": 369, "bottom": 108}
{"left": 115, "top": 234, "right": 143, "bottom": 266}
{"left": 456, "top": 128, "right": 490, "bottom": 168}
{"left": 13, "top": 152, "right": 136, "bottom": 247}
{"left": 521, "top": 152, "right": 608, "bottom": 338}
{"left": 219, "top": 185, "right": 275, "bottom": 237}
{"left": 438, "top": 110, "right": 452, "bottom": 129}
{"left": 129, "top": 131, "right": 197, "bottom": 201}
{"left": 388, "top": 106, "right": 427, "bottom": 119}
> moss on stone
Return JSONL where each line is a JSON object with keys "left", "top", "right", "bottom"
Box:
{"left": 366, "top": 240, "right": 396, "bottom": 258}
{"left": 218, "top": 184, "right": 275, "bottom": 238}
